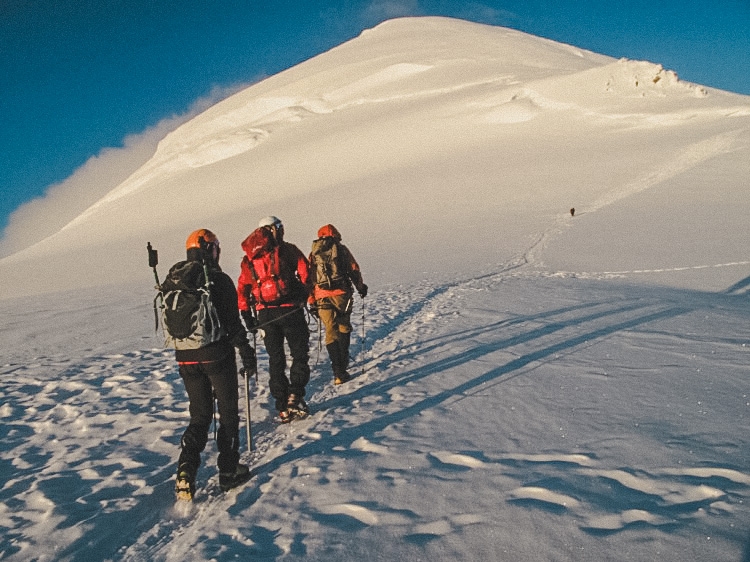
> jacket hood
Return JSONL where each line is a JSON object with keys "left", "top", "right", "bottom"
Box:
{"left": 241, "top": 227, "right": 276, "bottom": 259}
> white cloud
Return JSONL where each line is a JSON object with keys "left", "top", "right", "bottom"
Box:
{"left": 363, "top": 0, "right": 421, "bottom": 23}
{"left": 0, "top": 82, "right": 251, "bottom": 258}
{"left": 456, "top": 3, "right": 518, "bottom": 26}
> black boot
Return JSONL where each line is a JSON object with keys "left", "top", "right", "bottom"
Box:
{"left": 327, "top": 342, "right": 349, "bottom": 385}
{"left": 326, "top": 341, "right": 342, "bottom": 374}
{"left": 175, "top": 425, "right": 205, "bottom": 501}
{"left": 219, "top": 463, "right": 251, "bottom": 492}
{"left": 286, "top": 393, "right": 310, "bottom": 420}
{"left": 334, "top": 371, "right": 351, "bottom": 385}
{"left": 340, "top": 332, "right": 351, "bottom": 372}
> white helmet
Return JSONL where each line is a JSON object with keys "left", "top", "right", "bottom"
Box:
{"left": 258, "top": 216, "right": 283, "bottom": 229}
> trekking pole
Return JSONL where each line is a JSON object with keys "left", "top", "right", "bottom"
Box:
{"left": 245, "top": 330, "right": 258, "bottom": 451}
{"left": 254, "top": 339, "right": 259, "bottom": 384}
{"left": 212, "top": 392, "right": 218, "bottom": 442}
{"left": 317, "top": 315, "right": 322, "bottom": 366}
{"left": 243, "top": 369, "right": 253, "bottom": 451}
{"left": 361, "top": 296, "right": 366, "bottom": 376}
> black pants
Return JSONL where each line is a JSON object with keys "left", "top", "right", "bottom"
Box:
{"left": 177, "top": 354, "right": 240, "bottom": 474}
{"left": 258, "top": 306, "right": 310, "bottom": 411}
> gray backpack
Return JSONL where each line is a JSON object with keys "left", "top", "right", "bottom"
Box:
{"left": 159, "top": 260, "right": 225, "bottom": 350}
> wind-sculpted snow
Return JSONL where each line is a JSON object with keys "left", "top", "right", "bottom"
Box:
{"left": 82, "top": 57, "right": 695, "bottom": 215}
{"left": 2, "top": 265, "right": 750, "bottom": 561}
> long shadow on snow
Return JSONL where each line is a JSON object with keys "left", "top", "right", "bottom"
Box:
{"left": 104, "top": 282, "right": 737, "bottom": 558}
{"left": 364, "top": 298, "right": 625, "bottom": 374}
{"left": 723, "top": 274, "right": 750, "bottom": 295}
{"left": 227, "top": 301, "right": 695, "bottom": 553}
{"left": 37, "top": 355, "right": 187, "bottom": 562}
{"left": 249, "top": 300, "right": 691, "bottom": 492}
{"left": 356, "top": 299, "right": 660, "bottom": 400}
{"left": 363, "top": 284, "right": 452, "bottom": 345}
{"left": 363, "top": 263, "right": 524, "bottom": 349}
{"left": 96, "top": 283, "right": 740, "bottom": 558}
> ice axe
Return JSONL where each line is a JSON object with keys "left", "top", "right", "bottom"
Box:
{"left": 147, "top": 242, "right": 160, "bottom": 287}
{"left": 147, "top": 242, "right": 162, "bottom": 332}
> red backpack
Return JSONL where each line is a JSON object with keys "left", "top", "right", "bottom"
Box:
{"left": 241, "top": 227, "right": 293, "bottom": 305}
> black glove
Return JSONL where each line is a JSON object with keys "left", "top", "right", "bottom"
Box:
{"left": 308, "top": 302, "right": 319, "bottom": 318}
{"left": 358, "top": 284, "right": 368, "bottom": 298}
{"left": 238, "top": 345, "right": 257, "bottom": 378}
{"left": 242, "top": 310, "right": 258, "bottom": 334}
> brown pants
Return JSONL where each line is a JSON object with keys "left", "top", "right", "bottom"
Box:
{"left": 317, "top": 294, "right": 352, "bottom": 345}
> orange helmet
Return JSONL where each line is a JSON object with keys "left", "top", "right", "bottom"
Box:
{"left": 186, "top": 229, "right": 220, "bottom": 261}
{"left": 186, "top": 228, "right": 219, "bottom": 250}
{"left": 317, "top": 224, "right": 341, "bottom": 241}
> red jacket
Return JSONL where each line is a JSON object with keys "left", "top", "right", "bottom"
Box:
{"left": 238, "top": 236, "right": 311, "bottom": 311}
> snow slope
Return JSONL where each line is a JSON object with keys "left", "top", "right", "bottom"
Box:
{"left": 2, "top": 16, "right": 750, "bottom": 562}
{"left": 2, "top": 16, "right": 748, "bottom": 296}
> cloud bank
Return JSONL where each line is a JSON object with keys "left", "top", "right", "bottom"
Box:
{"left": 0, "top": 84, "right": 250, "bottom": 258}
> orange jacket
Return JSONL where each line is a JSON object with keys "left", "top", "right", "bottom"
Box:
{"left": 308, "top": 241, "right": 365, "bottom": 303}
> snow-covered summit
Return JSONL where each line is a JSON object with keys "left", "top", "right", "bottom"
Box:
{"left": 75, "top": 18, "right": 720, "bottom": 213}
{"left": 1, "top": 16, "right": 748, "bottom": 298}
{"left": 63, "top": 18, "right": 613, "bottom": 219}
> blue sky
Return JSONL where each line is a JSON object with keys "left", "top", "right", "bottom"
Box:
{"left": 1, "top": 0, "right": 749, "bottom": 240}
